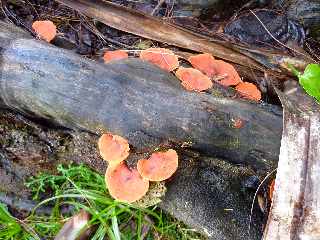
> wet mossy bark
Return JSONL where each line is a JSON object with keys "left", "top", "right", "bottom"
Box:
{"left": 0, "top": 21, "right": 280, "bottom": 239}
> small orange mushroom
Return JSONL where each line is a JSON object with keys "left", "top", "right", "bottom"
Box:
{"left": 269, "top": 179, "right": 275, "bottom": 201}
{"left": 32, "top": 20, "right": 57, "bottom": 42}
{"left": 175, "top": 67, "right": 213, "bottom": 92}
{"left": 98, "top": 133, "right": 130, "bottom": 165}
{"left": 211, "top": 60, "right": 241, "bottom": 87}
{"left": 139, "top": 48, "right": 179, "bottom": 72}
{"left": 235, "top": 82, "right": 262, "bottom": 101}
{"left": 137, "top": 149, "right": 178, "bottom": 181}
{"left": 188, "top": 53, "right": 216, "bottom": 78}
{"left": 106, "top": 162, "right": 149, "bottom": 203}
{"left": 103, "top": 50, "right": 128, "bottom": 63}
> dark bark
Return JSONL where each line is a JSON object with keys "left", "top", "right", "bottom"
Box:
{"left": 0, "top": 21, "right": 282, "bottom": 170}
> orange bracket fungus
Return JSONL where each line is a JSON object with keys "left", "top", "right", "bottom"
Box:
{"left": 211, "top": 60, "right": 241, "bottom": 87}
{"left": 139, "top": 48, "right": 179, "bottom": 72}
{"left": 32, "top": 20, "right": 57, "bottom": 43}
{"left": 235, "top": 82, "right": 262, "bottom": 101}
{"left": 98, "top": 133, "right": 130, "bottom": 165}
{"left": 137, "top": 149, "right": 178, "bottom": 181}
{"left": 175, "top": 67, "right": 213, "bottom": 92}
{"left": 106, "top": 162, "right": 149, "bottom": 203}
{"left": 188, "top": 53, "right": 217, "bottom": 78}
{"left": 103, "top": 50, "right": 128, "bottom": 63}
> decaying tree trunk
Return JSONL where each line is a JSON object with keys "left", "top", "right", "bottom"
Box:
{"left": 263, "top": 86, "right": 320, "bottom": 239}
{"left": 0, "top": 21, "right": 282, "bottom": 170}
{"left": 0, "top": 20, "right": 287, "bottom": 239}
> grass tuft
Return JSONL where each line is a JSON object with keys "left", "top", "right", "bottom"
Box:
{"left": 0, "top": 164, "right": 204, "bottom": 239}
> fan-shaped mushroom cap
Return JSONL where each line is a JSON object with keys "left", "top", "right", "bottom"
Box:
{"left": 175, "top": 67, "right": 213, "bottom": 92}
{"left": 32, "top": 20, "right": 57, "bottom": 42}
{"left": 235, "top": 82, "right": 261, "bottom": 101}
{"left": 106, "top": 162, "right": 149, "bottom": 203}
{"left": 137, "top": 149, "right": 178, "bottom": 181}
{"left": 139, "top": 48, "right": 179, "bottom": 72}
{"left": 212, "top": 60, "right": 241, "bottom": 87}
{"left": 188, "top": 53, "right": 216, "bottom": 77}
{"left": 98, "top": 133, "right": 130, "bottom": 165}
{"left": 103, "top": 50, "right": 128, "bottom": 63}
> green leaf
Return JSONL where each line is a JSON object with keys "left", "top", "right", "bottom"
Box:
{"left": 290, "top": 63, "right": 320, "bottom": 102}
{"left": 0, "top": 203, "right": 17, "bottom": 223}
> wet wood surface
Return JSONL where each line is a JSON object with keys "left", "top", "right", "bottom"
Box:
{"left": 263, "top": 86, "right": 320, "bottom": 240}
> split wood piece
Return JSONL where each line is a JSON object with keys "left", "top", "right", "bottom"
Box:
{"left": 56, "top": 0, "right": 312, "bottom": 75}
{"left": 263, "top": 86, "right": 320, "bottom": 239}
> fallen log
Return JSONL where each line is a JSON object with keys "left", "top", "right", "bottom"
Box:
{"left": 0, "top": 21, "right": 282, "bottom": 169}
{"left": 0, "top": 20, "right": 286, "bottom": 239}
{"left": 263, "top": 85, "right": 320, "bottom": 239}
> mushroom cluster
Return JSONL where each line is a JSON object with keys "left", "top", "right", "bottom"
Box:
{"left": 98, "top": 133, "right": 178, "bottom": 203}
{"left": 103, "top": 48, "right": 261, "bottom": 101}
{"left": 30, "top": 20, "right": 261, "bottom": 102}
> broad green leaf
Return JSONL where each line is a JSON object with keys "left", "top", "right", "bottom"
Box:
{"left": 290, "top": 64, "right": 320, "bottom": 102}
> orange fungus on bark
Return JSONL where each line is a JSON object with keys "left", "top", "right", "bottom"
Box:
{"left": 211, "top": 60, "right": 242, "bottom": 87}
{"left": 175, "top": 67, "right": 213, "bottom": 92}
{"left": 106, "top": 162, "right": 149, "bottom": 203}
{"left": 32, "top": 20, "right": 57, "bottom": 42}
{"left": 98, "top": 133, "right": 130, "bottom": 166}
{"left": 235, "top": 82, "right": 262, "bottom": 101}
{"left": 188, "top": 53, "right": 216, "bottom": 78}
{"left": 137, "top": 149, "right": 178, "bottom": 181}
{"left": 103, "top": 50, "right": 128, "bottom": 63}
{"left": 139, "top": 48, "right": 179, "bottom": 72}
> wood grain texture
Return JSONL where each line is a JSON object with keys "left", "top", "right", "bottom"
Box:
{"left": 263, "top": 87, "right": 320, "bottom": 239}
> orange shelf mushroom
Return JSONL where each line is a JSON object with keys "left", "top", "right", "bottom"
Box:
{"left": 137, "top": 149, "right": 178, "bottom": 181}
{"left": 98, "top": 133, "right": 130, "bottom": 166}
{"left": 235, "top": 82, "right": 261, "bottom": 101}
{"left": 32, "top": 20, "right": 57, "bottom": 43}
{"left": 175, "top": 67, "right": 213, "bottom": 92}
{"left": 188, "top": 53, "right": 216, "bottom": 78}
{"left": 139, "top": 48, "right": 179, "bottom": 72}
{"left": 103, "top": 50, "right": 128, "bottom": 63}
{"left": 106, "top": 162, "right": 149, "bottom": 203}
{"left": 211, "top": 60, "right": 241, "bottom": 87}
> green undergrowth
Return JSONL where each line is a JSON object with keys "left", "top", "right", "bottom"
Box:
{"left": 0, "top": 164, "right": 204, "bottom": 240}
